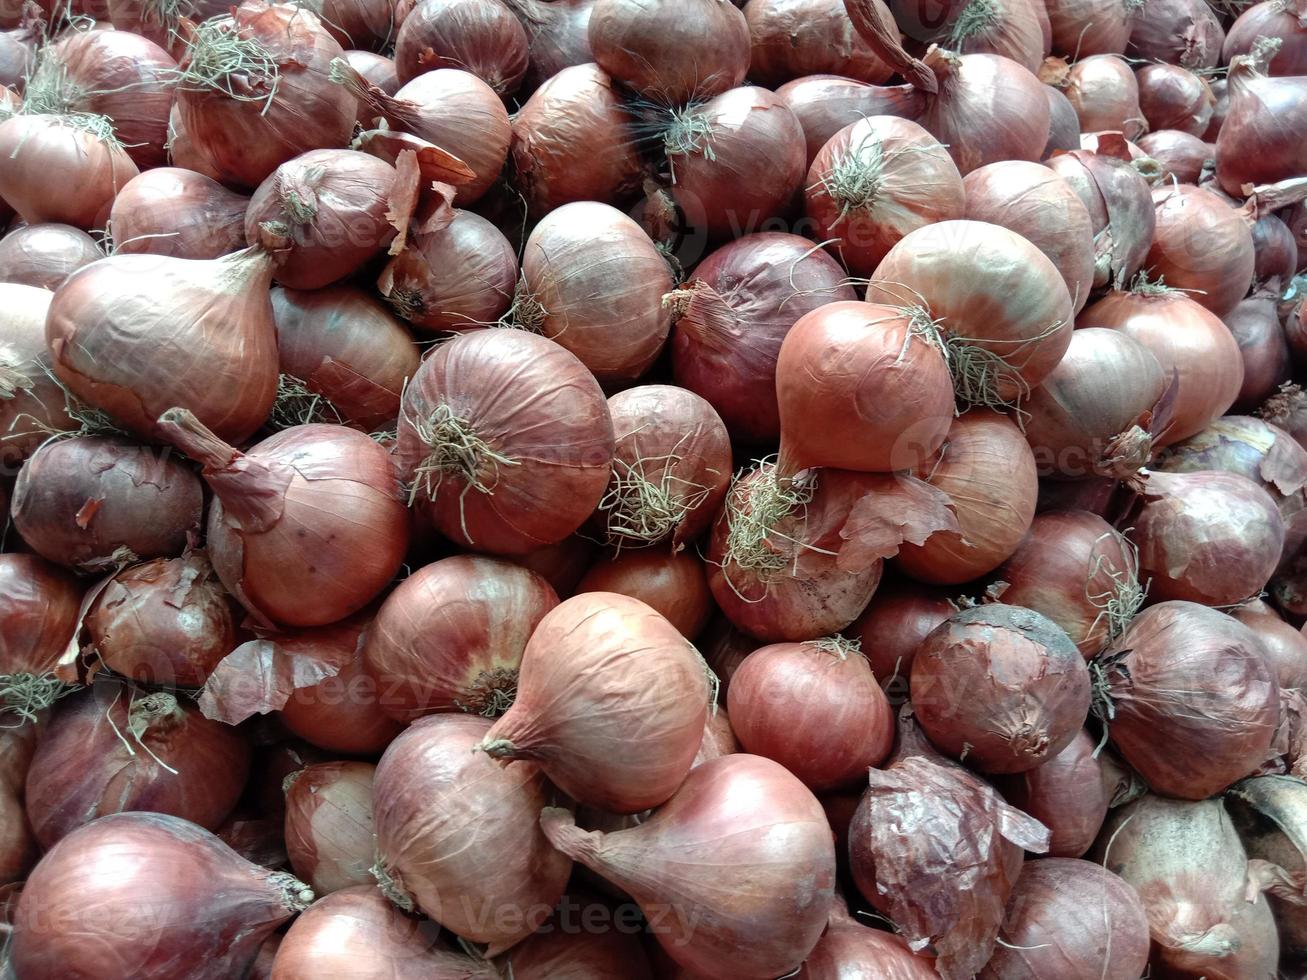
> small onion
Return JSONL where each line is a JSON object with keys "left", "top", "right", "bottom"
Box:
{"left": 1126, "top": 0, "right": 1224, "bottom": 69}
{"left": 393, "top": 0, "right": 529, "bottom": 92}
{"left": 0, "top": 223, "right": 101, "bottom": 290}
{"left": 1224, "top": 0, "right": 1307, "bottom": 75}
{"left": 110, "top": 168, "right": 248, "bottom": 260}
{"left": 1060, "top": 54, "right": 1146, "bottom": 140}
{"left": 0, "top": 282, "right": 76, "bottom": 463}
{"left": 1233, "top": 598, "right": 1307, "bottom": 689}
{"left": 1145, "top": 183, "right": 1255, "bottom": 317}
{"left": 744, "top": 0, "right": 894, "bottom": 86}
{"left": 777, "top": 75, "right": 926, "bottom": 164}
{"left": 1136, "top": 62, "right": 1214, "bottom": 136}
{"left": 845, "top": 580, "right": 955, "bottom": 684}
{"left": 284, "top": 761, "right": 375, "bottom": 895}
{"left": 1136, "top": 129, "right": 1213, "bottom": 184}
{"left": 1216, "top": 37, "right": 1307, "bottom": 198}
{"left": 1044, "top": 0, "right": 1132, "bottom": 56}
{"left": 0, "top": 554, "right": 81, "bottom": 723}
{"left": 503, "top": 0, "right": 595, "bottom": 89}
{"left": 576, "top": 552, "right": 714, "bottom": 639}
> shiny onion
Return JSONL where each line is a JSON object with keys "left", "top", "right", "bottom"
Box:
{"left": 26, "top": 684, "right": 250, "bottom": 848}
{"left": 1136, "top": 129, "right": 1212, "bottom": 184}
{"left": 110, "top": 168, "right": 248, "bottom": 260}
{"left": 509, "top": 63, "right": 642, "bottom": 216}
{"left": 540, "top": 754, "right": 835, "bottom": 979}
{"left": 777, "top": 75, "right": 926, "bottom": 164}
{"left": 394, "top": 0, "right": 529, "bottom": 92}
{"left": 667, "top": 232, "right": 856, "bottom": 446}
{"left": 1145, "top": 183, "right": 1255, "bottom": 317}
{"left": 270, "top": 285, "right": 419, "bottom": 433}
{"left": 866, "top": 221, "right": 1073, "bottom": 406}
{"left": 1060, "top": 54, "right": 1146, "bottom": 139}
{"left": 372, "top": 713, "right": 571, "bottom": 951}
{"left": 395, "top": 329, "right": 614, "bottom": 555}
{"left": 1043, "top": 0, "right": 1132, "bottom": 56}
{"left": 284, "top": 761, "right": 375, "bottom": 895}
{"left": 575, "top": 552, "right": 714, "bottom": 639}
{"left": 1251, "top": 212, "right": 1299, "bottom": 285}
{"left": 800, "top": 902, "right": 937, "bottom": 978}
{"left": 1227, "top": 290, "right": 1293, "bottom": 411}
{"left": 1217, "top": 37, "right": 1307, "bottom": 197}
{"left": 1126, "top": 0, "right": 1223, "bottom": 68}
{"left": 365, "top": 555, "right": 558, "bottom": 721}
{"left": 503, "top": 0, "right": 595, "bottom": 90}
{"left": 845, "top": 580, "right": 955, "bottom": 684}
{"left": 12, "top": 436, "right": 202, "bottom": 572}
{"left": 1136, "top": 62, "right": 1214, "bottom": 136}
{"left": 979, "top": 858, "right": 1150, "bottom": 980}
{"left": 587, "top": 0, "right": 750, "bottom": 105}
{"left": 0, "top": 554, "right": 81, "bottom": 723}
{"left": 1128, "top": 470, "right": 1284, "bottom": 605}
{"left": 82, "top": 551, "right": 236, "bottom": 688}
{"left": 1224, "top": 0, "right": 1307, "bottom": 75}
{"left": 727, "top": 636, "right": 894, "bottom": 790}
{"left": 745, "top": 0, "right": 894, "bottom": 86}
{"left": 897, "top": 411, "right": 1040, "bottom": 585}
{"left": 0, "top": 282, "right": 76, "bottom": 461}
{"left": 307, "top": 0, "right": 398, "bottom": 52}
{"left": 1233, "top": 598, "right": 1307, "bottom": 689}
{"left": 804, "top": 115, "right": 964, "bottom": 278}
{"left": 11, "top": 812, "right": 312, "bottom": 980}
{"left": 0, "top": 223, "right": 101, "bottom": 290}
{"left": 1043, "top": 84, "right": 1081, "bottom": 155}
{"left": 46, "top": 248, "right": 278, "bottom": 443}
{"left": 160, "top": 412, "right": 407, "bottom": 628}
{"left": 174, "top": 3, "right": 357, "bottom": 190}
{"left": 478, "top": 592, "right": 709, "bottom": 813}
{"left": 1098, "top": 602, "right": 1279, "bottom": 798}
{"left": 774, "top": 301, "right": 954, "bottom": 473}
{"left": 513, "top": 536, "right": 596, "bottom": 599}
{"left": 0, "top": 114, "right": 138, "bottom": 229}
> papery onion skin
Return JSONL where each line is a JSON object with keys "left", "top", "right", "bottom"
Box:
{"left": 0, "top": 282, "right": 76, "bottom": 463}
{"left": 1061, "top": 54, "right": 1146, "bottom": 140}
{"left": 372, "top": 713, "right": 571, "bottom": 952}
{"left": 777, "top": 75, "right": 926, "bottom": 164}
{"left": 1232, "top": 598, "right": 1307, "bottom": 689}
{"left": 393, "top": 0, "right": 529, "bottom": 92}
{"left": 845, "top": 580, "right": 955, "bottom": 685}
{"left": 110, "top": 168, "right": 248, "bottom": 260}
{"left": 1216, "top": 38, "right": 1307, "bottom": 197}
{"left": 1099, "top": 601, "right": 1279, "bottom": 799}
{"left": 745, "top": 0, "right": 894, "bottom": 86}
{"left": 0, "top": 553, "right": 81, "bottom": 702}
{"left": 576, "top": 552, "right": 715, "bottom": 640}
{"left": 1136, "top": 129, "right": 1212, "bottom": 184}
{"left": 12, "top": 811, "right": 312, "bottom": 980}
{"left": 0, "top": 223, "right": 101, "bottom": 290}
{"left": 1044, "top": 0, "right": 1132, "bottom": 56}
{"left": 996, "top": 729, "right": 1117, "bottom": 857}
{"left": 344, "top": 50, "right": 399, "bottom": 100}
{"left": 284, "top": 761, "right": 375, "bottom": 895}
{"left": 1136, "top": 62, "right": 1213, "bottom": 136}
{"left": 1224, "top": 0, "right": 1307, "bottom": 75}
{"left": 1126, "top": 0, "right": 1224, "bottom": 69}
{"left": 1144, "top": 184, "right": 1255, "bottom": 317}
{"left": 12, "top": 436, "right": 203, "bottom": 571}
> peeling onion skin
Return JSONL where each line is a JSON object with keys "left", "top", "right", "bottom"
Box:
{"left": 0, "top": 223, "right": 102, "bottom": 289}
{"left": 1226, "top": 774, "right": 1307, "bottom": 965}
{"left": 283, "top": 761, "right": 375, "bottom": 896}
{"left": 995, "top": 729, "right": 1116, "bottom": 857}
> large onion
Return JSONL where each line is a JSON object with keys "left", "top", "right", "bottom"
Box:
{"left": 845, "top": 579, "right": 955, "bottom": 686}
{"left": 393, "top": 0, "right": 529, "bottom": 92}
{"left": 0, "top": 223, "right": 101, "bottom": 290}
{"left": 745, "top": 0, "right": 894, "bottom": 86}
{"left": 575, "top": 551, "right": 715, "bottom": 639}
{"left": 1224, "top": 0, "right": 1307, "bottom": 75}
{"left": 1216, "top": 36, "right": 1307, "bottom": 198}
{"left": 777, "top": 75, "right": 926, "bottom": 163}
{"left": 0, "top": 282, "right": 76, "bottom": 463}
{"left": 0, "top": 554, "right": 81, "bottom": 724}
{"left": 1126, "top": 0, "right": 1224, "bottom": 69}
{"left": 284, "top": 761, "right": 375, "bottom": 895}
{"left": 110, "top": 168, "right": 248, "bottom": 260}
{"left": 1144, "top": 183, "right": 1255, "bottom": 317}
{"left": 1059, "top": 54, "right": 1146, "bottom": 139}
{"left": 1136, "top": 62, "right": 1214, "bottom": 136}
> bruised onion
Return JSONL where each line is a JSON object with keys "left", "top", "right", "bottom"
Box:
{"left": 1233, "top": 598, "right": 1307, "bottom": 689}
{"left": 1136, "top": 62, "right": 1214, "bottom": 136}
{"left": 1059, "top": 54, "right": 1146, "bottom": 139}
{"left": 110, "top": 168, "right": 248, "bottom": 260}
{"left": 479, "top": 592, "right": 709, "bottom": 813}
{"left": 745, "top": 0, "right": 894, "bottom": 86}
{"left": 0, "top": 223, "right": 101, "bottom": 290}
{"left": 1136, "top": 129, "right": 1212, "bottom": 183}
{"left": 1216, "top": 37, "right": 1307, "bottom": 198}
{"left": 845, "top": 580, "right": 955, "bottom": 684}
{"left": 0, "top": 554, "right": 81, "bottom": 723}
{"left": 1044, "top": 0, "right": 1133, "bottom": 56}
{"left": 575, "top": 552, "right": 714, "bottom": 639}
{"left": 1126, "top": 0, "right": 1223, "bottom": 68}
{"left": 394, "top": 0, "right": 528, "bottom": 92}
{"left": 284, "top": 761, "right": 375, "bottom": 895}
{"left": 1224, "top": 0, "right": 1307, "bottom": 75}
{"left": 1145, "top": 183, "right": 1255, "bottom": 317}
{"left": 0, "top": 282, "right": 76, "bottom": 462}
{"left": 777, "top": 75, "right": 926, "bottom": 164}
{"left": 159, "top": 410, "right": 409, "bottom": 629}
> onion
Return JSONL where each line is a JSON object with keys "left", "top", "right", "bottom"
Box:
{"left": 479, "top": 592, "right": 709, "bottom": 812}
{"left": 1217, "top": 38, "right": 1307, "bottom": 198}
{"left": 0, "top": 782, "right": 36, "bottom": 886}
{"left": 394, "top": 0, "right": 528, "bottom": 92}
{"left": 911, "top": 0, "right": 1047, "bottom": 72}
{"left": 576, "top": 553, "right": 714, "bottom": 640}
{"left": 0, "top": 27, "right": 33, "bottom": 91}
{"left": 497, "top": 895, "right": 655, "bottom": 978}
{"left": 1226, "top": 774, "right": 1307, "bottom": 964}
{"left": 1226, "top": 286, "right": 1294, "bottom": 409}
{"left": 395, "top": 329, "right": 614, "bottom": 555}
{"left": 269, "top": 285, "right": 419, "bottom": 433}
{"left": 804, "top": 115, "right": 964, "bottom": 278}
{"left": 12, "top": 436, "right": 202, "bottom": 572}
{"left": 1098, "top": 601, "right": 1280, "bottom": 798}
{"left": 110, "top": 168, "right": 248, "bottom": 260}
{"left": 344, "top": 50, "right": 399, "bottom": 100}
{"left": 866, "top": 221, "right": 1073, "bottom": 407}
{"left": 777, "top": 75, "right": 926, "bottom": 164}
{"left": 800, "top": 903, "right": 937, "bottom": 978}
{"left": 979, "top": 858, "right": 1150, "bottom": 979}
{"left": 305, "top": 0, "right": 397, "bottom": 52}
{"left": 744, "top": 0, "right": 893, "bottom": 86}
{"left": 1233, "top": 599, "right": 1307, "bottom": 689}
{"left": 588, "top": 0, "right": 750, "bottom": 106}
{"left": 666, "top": 232, "right": 856, "bottom": 446}
{"left": 82, "top": 551, "right": 235, "bottom": 688}
{"left": 512, "top": 535, "right": 597, "bottom": 599}
{"left": 0, "top": 223, "right": 100, "bottom": 290}
{"left": 106, "top": 0, "right": 229, "bottom": 57}
{"left": 1251, "top": 212, "right": 1299, "bottom": 285}
{"left": 1205, "top": 75, "right": 1230, "bottom": 140}
{"left": 47, "top": 248, "right": 278, "bottom": 443}
{"left": 503, "top": 0, "right": 595, "bottom": 89}
{"left": 727, "top": 636, "right": 893, "bottom": 790}
{"left": 845, "top": 579, "right": 955, "bottom": 685}
{"left": 0, "top": 282, "right": 77, "bottom": 463}
{"left": 1043, "top": 84, "right": 1082, "bottom": 156}
{"left": 1058, "top": 54, "right": 1146, "bottom": 139}
{"left": 0, "top": 554, "right": 81, "bottom": 724}
{"left": 509, "top": 63, "right": 642, "bottom": 217}
{"left": 365, "top": 555, "right": 557, "bottom": 721}
{"left": 1224, "top": 0, "right": 1307, "bottom": 75}
{"left": 1136, "top": 129, "right": 1213, "bottom": 183}
{"left": 1145, "top": 183, "right": 1256, "bottom": 317}
{"left": 1043, "top": 0, "right": 1133, "bottom": 56}
{"left": 11, "top": 811, "right": 312, "bottom": 980}
{"left": 1136, "top": 62, "right": 1214, "bottom": 136}
{"left": 373, "top": 713, "right": 571, "bottom": 951}
{"left": 1262, "top": 383, "right": 1307, "bottom": 454}
{"left": 1126, "top": 0, "right": 1224, "bottom": 68}
{"left": 541, "top": 754, "right": 835, "bottom": 978}
{"left": 694, "top": 708, "right": 740, "bottom": 767}
{"left": 284, "top": 761, "right": 374, "bottom": 895}
{"left": 26, "top": 684, "right": 250, "bottom": 848}
{"left": 174, "top": 3, "right": 357, "bottom": 190}
{"left": 1083, "top": 282, "right": 1243, "bottom": 445}
{"left": 897, "top": 411, "right": 1040, "bottom": 585}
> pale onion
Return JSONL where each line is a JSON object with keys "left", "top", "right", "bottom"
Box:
{"left": 283, "top": 761, "right": 375, "bottom": 895}
{"left": 0, "top": 223, "right": 101, "bottom": 289}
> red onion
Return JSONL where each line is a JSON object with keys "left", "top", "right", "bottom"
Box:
{"left": 799, "top": 903, "right": 937, "bottom": 978}
{"left": 845, "top": 579, "right": 955, "bottom": 685}
{"left": 1226, "top": 774, "right": 1307, "bottom": 964}
{"left": 1145, "top": 183, "right": 1255, "bottom": 317}
{"left": 344, "top": 50, "right": 399, "bottom": 101}
{"left": 777, "top": 75, "right": 926, "bottom": 164}
{"left": 269, "top": 285, "right": 418, "bottom": 433}
{"left": 694, "top": 708, "right": 740, "bottom": 768}
{"left": 479, "top": 592, "right": 710, "bottom": 812}
{"left": 284, "top": 761, "right": 374, "bottom": 895}
{"left": 497, "top": 896, "right": 655, "bottom": 978}
{"left": 917, "top": 0, "right": 1048, "bottom": 72}
{"left": 512, "top": 535, "right": 597, "bottom": 599}
{"left": 395, "top": 329, "right": 614, "bottom": 555}
{"left": 541, "top": 754, "right": 836, "bottom": 978}
{"left": 588, "top": 0, "right": 750, "bottom": 106}
{"left": 0, "top": 554, "right": 81, "bottom": 723}
{"left": 576, "top": 552, "right": 715, "bottom": 640}
{"left": 306, "top": 0, "right": 398, "bottom": 52}
{"left": 0, "top": 282, "right": 77, "bottom": 463}
{"left": 1233, "top": 598, "right": 1307, "bottom": 689}
{"left": 47, "top": 248, "right": 278, "bottom": 443}
{"left": 503, "top": 0, "right": 595, "bottom": 89}
{"left": 1217, "top": 38, "right": 1307, "bottom": 198}
{"left": 110, "top": 168, "right": 248, "bottom": 261}
{"left": 1136, "top": 129, "right": 1213, "bottom": 184}
{"left": 106, "top": 0, "right": 229, "bottom": 57}
{"left": 667, "top": 232, "right": 856, "bottom": 446}
{"left": 82, "top": 551, "right": 235, "bottom": 688}
{"left": 1204, "top": 75, "right": 1230, "bottom": 140}
{"left": 745, "top": 0, "right": 894, "bottom": 86}
{"left": 1044, "top": 0, "right": 1133, "bottom": 56}
{"left": 1126, "top": 0, "right": 1224, "bottom": 68}
{"left": 699, "top": 615, "right": 754, "bottom": 696}
{"left": 510, "top": 63, "right": 642, "bottom": 217}
{"left": 1136, "top": 62, "right": 1214, "bottom": 136}
{"left": 1098, "top": 602, "right": 1280, "bottom": 798}
{"left": 174, "top": 3, "right": 357, "bottom": 190}
{"left": 1058, "top": 54, "right": 1146, "bottom": 139}
{"left": 0, "top": 223, "right": 100, "bottom": 290}
{"left": 1224, "top": 0, "right": 1307, "bottom": 75}
{"left": 11, "top": 812, "right": 312, "bottom": 980}
{"left": 1228, "top": 289, "right": 1293, "bottom": 412}
{"left": 373, "top": 713, "right": 571, "bottom": 951}
{"left": 1252, "top": 212, "right": 1299, "bottom": 285}
{"left": 805, "top": 115, "right": 964, "bottom": 278}
{"left": 12, "top": 436, "right": 202, "bottom": 572}
{"left": 26, "top": 684, "right": 250, "bottom": 848}
{"left": 0, "top": 782, "right": 36, "bottom": 886}
{"left": 1262, "top": 383, "right": 1307, "bottom": 453}
{"left": 394, "top": 0, "right": 528, "bottom": 92}
{"left": 1043, "top": 83, "right": 1082, "bottom": 155}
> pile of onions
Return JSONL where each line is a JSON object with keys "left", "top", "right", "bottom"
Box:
{"left": 11, "top": 812, "right": 313, "bottom": 980}
{"left": 979, "top": 858, "right": 1150, "bottom": 979}
{"left": 372, "top": 713, "right": 571, "bottom": 951}
{"left": 0, "top": 283, "right": 76, "bottom": 462}
{"left": 1137, "top": 129, "right": 1212, "bottom": 184}
{"left": 394, "top": 0, "right": 528, "bottom": 92}
{"left": 26, "top": 684, "right": 250, "bottom": 847}
{"left": 0, "top": 554, "right": 81, "bottom": 723}
{"left": 1145, "top": 183, "right": 1255, "bottom": 317}
{"left": 1136, "top": 62, "right": 1214, "bottom": 136}
{"left": 503, "top": 0, "right": 596, "bottom": 90}
{"left": 745, "top": 0, "right": 894, "bottom": 86}
{"left": 270, "top": 286, "right": 419, "bottom": 433}
{"left": 82, "top": 551, "right": 235, "bottom": 688}
{"left": 667, "top": 231, "right": 856, "bottom": 445}
{"left": 804, "top": 115, "right": 964, "bottom": 277}
{"left": 110, "top": 168, "right": 248, "bottom": 260}
{"left": 1126, "top": 0, "right": 1224, "bottom": 69}
{"left": 594, "top": 385, "right": 731, "bottom": 551}
{"left": 1082, "top": 283, "right": 1243, "bottom": 445}
{"left": 173, "top": 3, "right": 357, "bottom": 189}
{"left": 513, "top": 202, "right": 671, "bottom": 382}
{"left": 478, "top": 593, "right": 709, "bottom": 812}
{"left": 587, "top": 0, "right": 750, "bottom": 105}
{"left": 47, "top": 248, "right": 278, "bottom": 443}
{"left": 0, "top": 223, "right": 101, "bottom": 289}
{"left": 1216, "top": 36, "right": 1307, "bottom": 197}
{"left": 1098, "top": 602, "right": 1280, "bottom": 798}
{"left": 846, "top": 579, "right": 956, "bottom": 683}
{"left": 365, "top": 555, "right": 558, "bottom": 720}
{"left": 1057, "top": 55, "right": 1146, "bottom": 139}
{"left": 159, "top": 409, "right": 409, "bottom": 628}
{"left": 12, "top": 436, "right": 203, "bottom": 571}
{"left": 1224, "top": 0, "right": 1307, "bottom": 75}
{"left": 778, "top": 75, "right": 926, "bottom": 163}
{"left": 540, "top": 754, "right": 835, "bottom": 978}
{"left": 284, "top": 761, "right": 375, "bottom": 895}
{"left": 727, "top": 636, "right": 894, "bottom": 790}
{"left": 395, "top": 329, "right": 614, "bottom": 555}
{"left": 1043, "top": 0, "right": 1132, "bottom": 56}
{"left": 510, "top": 63, "right": 642, "bottom": 216}
{"left": 1233, "top": 598, "right": 1307, "bottom": 689}
{"left": 576, "top": 551, "right": 715, "bottom": 638}
{"left": 1128, "top": 470, "right": 1284, "bottom": 605}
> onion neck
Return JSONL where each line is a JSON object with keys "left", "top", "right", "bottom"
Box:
{"left": 1097, "top": 425, "right": 1153, "bottom": 483}
{"left": 157, "top": 408, "right": 241, "bottom": 472}
{"left": 662, "top": 282, "right": 739, "bottom": 353}
{"left": 266, "top": 870, "right": 315, "bottom": 913}
{"left": 539, "top": 807, "right": 604, "bottom": 866}
{"left": 127, "top": 691, "right": 185, "bottom": 740}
